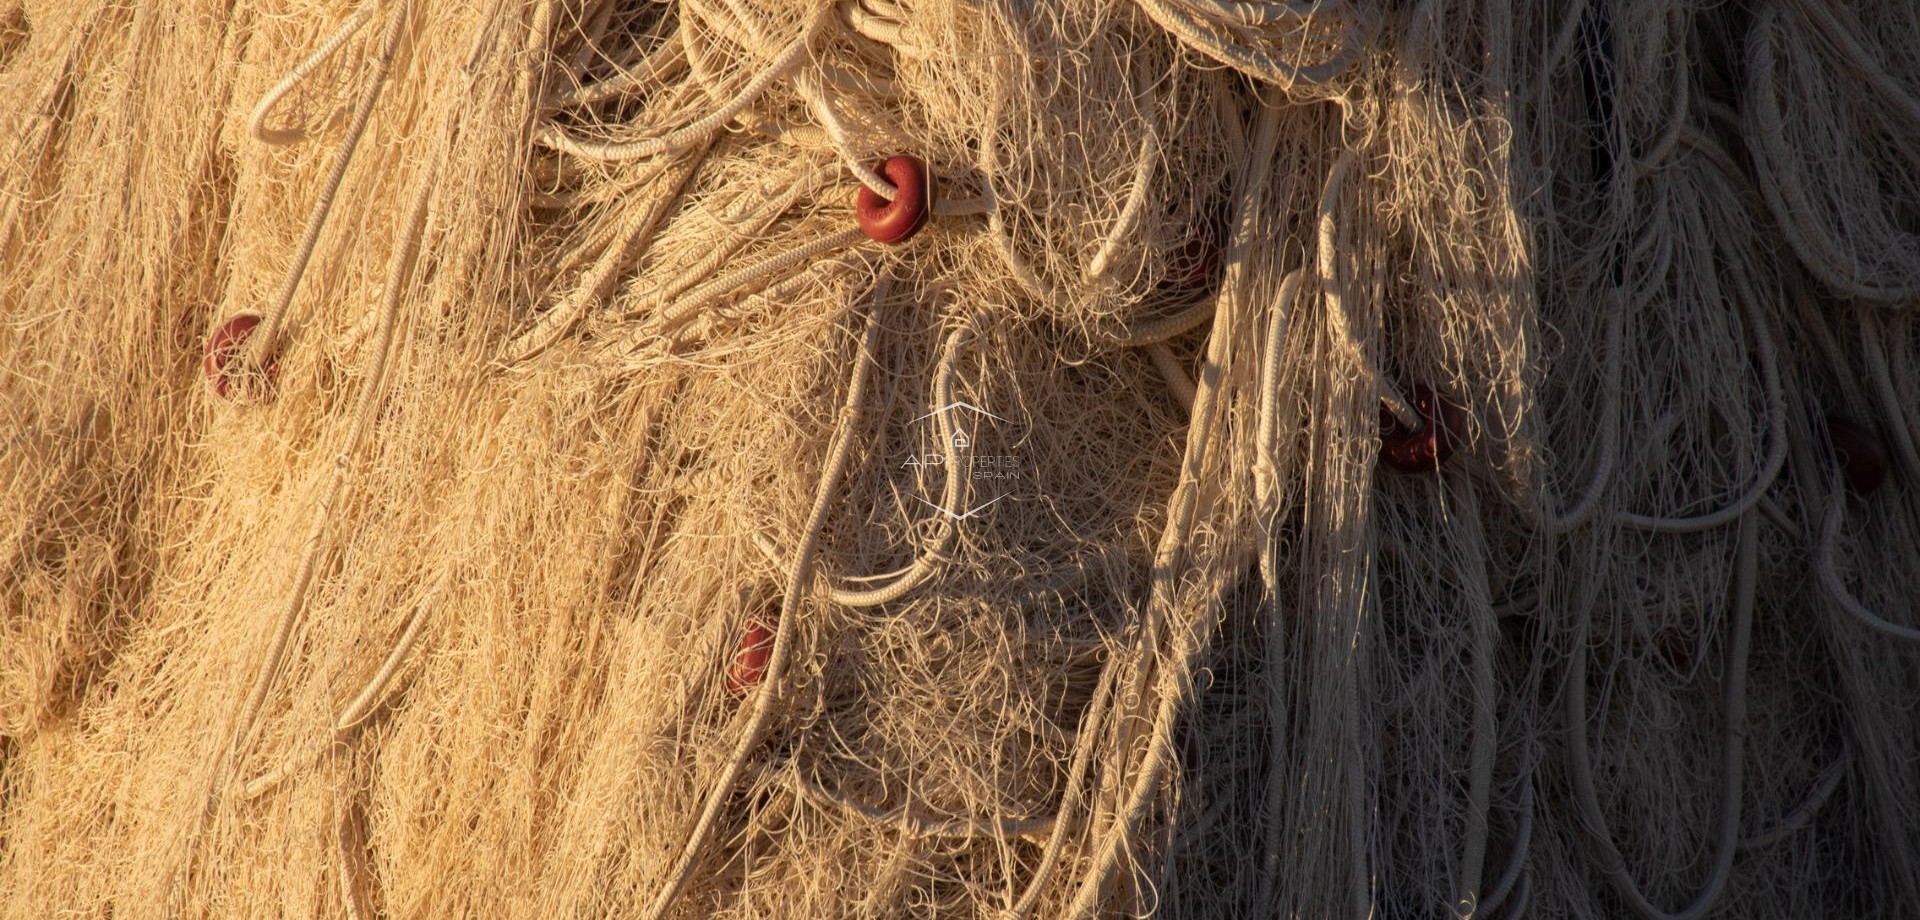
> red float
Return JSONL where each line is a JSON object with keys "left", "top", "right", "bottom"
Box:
{"left": 725, "top": 620, "right": 776, "bottom": 697}
{"left": 1162, "top": 199, "right": 1230, "bottom": 292}
{"left": 1379, "top": 383, "right": 1467, "bottom": 473}
{"left": 1826, "top": 416, "right": 1889, "bottom": 495}
{"left": 202, "top": 312, "right": 276, "bottom": 401}
{"left": 1164, "top": 225, "right": 1221, "bottom": 291}
{"left": 855, "top": 155, "right": 932, "bottom": 245}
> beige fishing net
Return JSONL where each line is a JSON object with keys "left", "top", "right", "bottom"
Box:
{"left": 3, "top": 0, "right": 1918, "bottom": 917}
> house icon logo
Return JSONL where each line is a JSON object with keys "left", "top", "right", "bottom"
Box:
{"left": 900, "top": 401, "right": 1023, "bottom": 521}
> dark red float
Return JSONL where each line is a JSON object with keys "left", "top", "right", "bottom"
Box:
{"left": 202, "top": 312, "right": 276, "bottom": 401}
{"left": 1378, "top": 383, "right": 1467, "bottom": 473}
{"left": 1162, "top": 199, "right": 1229, "bottom": 292}
{"left": 855, "top": 155, "right": 932, "bottom": 245}
{"left": 1165, "top": 225, "right": 1221, "bottom": 291}
{"left": 725, "top": 620, "right": 776, "bottom": 697}
{"left": 1826, "top": 416, "right": 1889, "bottom": 495}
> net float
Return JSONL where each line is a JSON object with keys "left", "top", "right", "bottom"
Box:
{"left": 1165, "top": 221, "right": 1223, "bottom": 292}
{"left": 725, "top": 619, "right": 776, "bottom": 697}
{"left": 1164, "top": 231, "right": 1220, "bottom": 292}
{"left": 855, "top": 155, "right": 932, "bottom": 245}
{"left": 1826, "top": 415, "right": 1888, "bottom": 495}
{"left": 202, "top": 312, "right": 276, "bottom": 401}
{"left": 1379, "top": 383, "right": 1467, "bottom": 473}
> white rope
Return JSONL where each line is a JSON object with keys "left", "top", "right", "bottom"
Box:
{"left": 1566, "top": 513, "right": 1755, "bottom": 920}
{"left": 837, "top": 0, "right": 932, "bottom": 58}
{"left": 248, "top": 0, "right": 413, "bottom": 367}
{"left": 1129, "top": 0, "right": 1357, "bottom": 89}
{"left": 1145, "top": 341, "right": 1196, "bottom": 414}
{"left": 1817, "top": 501, "right": 1920, "bottom": 643}
{"left": 1857, "top": 309, "right": 1920, "bottom": 483}
{"left": 750, "top": 319, "right": 975, "bottom": 608}
{"left": 1084, "top": 126, "right": 1159, "bottom": 281}
{"left": 1739, "top": 743, "right": 1850, "bottom": 851}
{"left": 1063, "top": 92, "right": 1281, "bottom": 919}
{"left": 1252, "top": 271, "right": 1304, "bottom": 914}
{"left": 249, "top": 7, "right": 377, "bottom": 145}
{"left": 1478, "top": 782, "right": 1534, "bottom": 916}
{"left": 500, "top": 152, "right": 701, "bottom": 365}
{"left": 1003, "top": 658, "right": 1120, "bottom": 919}
{"left": 239, "top": 568, "right": 450, "bottom": 800}
{"left": 795, "top": 70, "right": 896, "bottom": 201}
{"left": 1744, "top": 5, "right": 1920, "bottom": 304}
{"left": 626, "top": 162, "right": 839, "bottom": 318}
{"left": 640, "top": 292, "right": 883, "bottom": 920}
{"left": 1183, "top": 0, "right": 1343, "bottom": 27}
{"left": 651, "top": 227, "right": 870, "bottom": 340}
{"left": 534, "top": 7, "right": 827, "bottom": 162}
{"left": 1315, "top": 149, "right": 1422, "bottom": 431}
{"left": 1116, "top": 300, "right": 1216, "bottom": 347}
{"left": 229, "top": 166, "right": 434, "bottom": 781}
{"left": 1615, "top": 270, "right": 1787, "bottom": 533}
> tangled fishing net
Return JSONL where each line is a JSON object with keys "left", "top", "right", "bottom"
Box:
{"left": 4, "top": 0, "right": 1919, "bottom": 916}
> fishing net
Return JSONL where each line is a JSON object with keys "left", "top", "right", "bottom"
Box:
{"left": 3, "top": 0, "right": 1918, "bottom": 917}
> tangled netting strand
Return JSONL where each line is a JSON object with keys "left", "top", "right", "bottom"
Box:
{"left": 3, "top": 0, "right": 1920, "bottom": 917}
